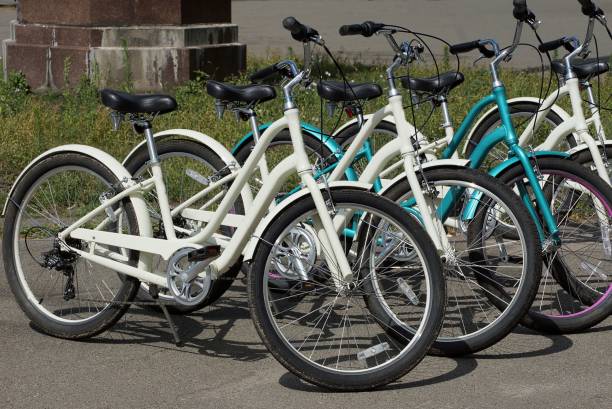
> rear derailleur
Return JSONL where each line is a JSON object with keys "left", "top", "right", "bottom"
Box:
{"left": 40, "top": 238, "right": 81, "bottom": 301}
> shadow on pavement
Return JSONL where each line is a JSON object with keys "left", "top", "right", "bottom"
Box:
{"left": 468, "top": 326, "right": 574, "bottom": 360}
{"left": 278, "top": 357, "right": 479, "bottom": 392}
{"left": 29, "top": 285, "right": 270, "bottom": 363}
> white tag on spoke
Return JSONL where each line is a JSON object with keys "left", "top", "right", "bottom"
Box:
{"left": 601, "top": 224, "right": 612, "bottom": 259}
{"left": 186, "top": 168, "right": 210, "bottom": 186}
{"left": 357, "top": 342, "right": 390, "bottom": 362}
{"left": 397, "top": 277, "right": 419, "bottom": 305}
{"left": 580, "top": 261, "right": 608, "bottom": 280}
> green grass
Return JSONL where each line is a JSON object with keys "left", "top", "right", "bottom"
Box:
{"left": 0, "top": 56, "right": 609, "bottom": 209}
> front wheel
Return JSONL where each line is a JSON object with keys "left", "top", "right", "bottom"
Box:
{"left": 249, "top": 189, "right": 445, "bottom": 391}
{"left": 378, "top": 167, "right": 542, "bottom": 356}
{"left": 498, "top": 157, "right": 612, "bottom": 333}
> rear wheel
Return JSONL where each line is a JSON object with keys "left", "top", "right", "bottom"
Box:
{"left": 3, "top": 152, "right": 140, "bottom": 339}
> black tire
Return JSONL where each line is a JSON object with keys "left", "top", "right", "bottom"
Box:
{"left": 3, "top": 152, "right": 140, "bottom": 339}
{"left": 465, "top": 101, "right": 568, "bottom": 159}
{"left": 123, "top": 139, "right": 244, "bottom": 314}
{"left": 378, "top": 167, "right": 542, "bottom": 356}
{"left": 571, "top": 145, "right": 612, "bottom": 177}
{"left": 249, "top": 189, "right": 446, "bottom": 391}
{"left": 497, "top": 157, "right": 612, "bottom": 333}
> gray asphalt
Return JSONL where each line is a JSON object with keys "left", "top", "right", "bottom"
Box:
{"left": 0, "top": 241, "right": 610, "bottom": 409}
{"left": 233, "top": 0, "right": 612, "bottom": 66}
{"left": 1, "top": 1, "right": 610, "bottom": 67}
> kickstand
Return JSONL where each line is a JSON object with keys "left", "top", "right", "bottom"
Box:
{"left": 149, "top": 285, "right": 183, "bottom": 347}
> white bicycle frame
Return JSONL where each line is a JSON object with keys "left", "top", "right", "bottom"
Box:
{"left": 324, "top": 94, "right": 454, "bottom": 252}
{"left": 56, "top": 98, "right": 357, "bottom": 289}
{"left": 515, "top": 74, "right": 609, "bottom": 184}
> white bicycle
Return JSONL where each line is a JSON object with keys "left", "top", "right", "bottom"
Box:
{"left": 1, "top": 20, "right": 450, "bottom": 390}
{"left": 464, "top": 0, "right": 611, "bottom": 183}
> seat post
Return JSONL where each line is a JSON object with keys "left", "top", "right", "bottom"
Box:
{"left": 438, "top": 96, "right": 457, "bottom": 158}
{"left": 245, "top": 109, "right": 271, "bottom": 180}
{"left": 141, "top": 121, "right": 159, "bottom": 164}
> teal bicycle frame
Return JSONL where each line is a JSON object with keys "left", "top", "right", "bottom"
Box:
{"left": 232, "top": 86, "right": 562, "bottom": 243}
{"left": 439, "top": 85, "right": 561, "bottom": 242}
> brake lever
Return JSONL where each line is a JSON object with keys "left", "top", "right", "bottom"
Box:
{"left": 527, "top": 17, "right": 541, "bottom": 30}
{"left": 597, "top": 14, "right": 612, "bottom": 39}
{"left": 473, "top": 55, "right": 487, "bottom": 66}
{"left": 381, "top": 31, "right": 402, "bottom": 54}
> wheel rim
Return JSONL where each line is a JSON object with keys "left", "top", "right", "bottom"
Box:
{"left": 261, "top": 203, "right": 435, "bottom": 374}
{"left": 389, "top": 179, "right": 530, "bottom": 342}
{"left": 12, "top": 166, "right": 131, "bottom": 323}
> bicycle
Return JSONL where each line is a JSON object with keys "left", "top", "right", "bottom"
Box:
{"left": 1, "top": 23, "right": 447, "bottom": 390}
{"left": 221, "top": 2, "right": 612, "bottom": 333}
{"left": 465, "top": 0, "right": 611, "bottom": 184}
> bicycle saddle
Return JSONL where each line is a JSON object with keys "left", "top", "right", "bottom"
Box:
{"left": 206, "top": 80, "right": 276, "bottom": 103}
{"left": 401, "top": 71, "right": 465, "bottom": 95}
{"left": 551, "top": 58, "right": 609, "bottom": 80}
{"left": 316, "top": 81, "right": 383, "bottom": 102}
{"left": 100, "top": 89, "right": 177, "bottom": 114}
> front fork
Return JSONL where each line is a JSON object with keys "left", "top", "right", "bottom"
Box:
{"left": 286, "top": 108, "right": 354, "bottom": 284}
{"left": 510, "top": 144, "right": 560, "bottom": 244}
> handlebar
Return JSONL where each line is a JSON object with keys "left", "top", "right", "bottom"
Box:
{"left": 538, "top": 36, "right": 578, "bottom": 53}
{"left": 338, "top": 21, "right": 385, "bottom": 37}
{"left": 249, "top": 63, "right": 281, "bottom": 83}
{"left": 578, "top": 0, "right": 604, "bottom": 17}
{"left": 449, "top": 40, "right": 496, "bottom": 58}
{"left": 282, "top": 17, "right": 319, "bottom": 42}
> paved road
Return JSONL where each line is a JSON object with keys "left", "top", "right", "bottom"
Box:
{"left": 1, "top": 1, "right": 610, "bottom": 67}
{"left": 233, "top": 0, "right": 612, "bottom": 65}
{"left": 0, "top": 241, "right": 610, "bottom": 409}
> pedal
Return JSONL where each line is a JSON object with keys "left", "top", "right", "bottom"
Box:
{"left": 187, "top": 245, "right": 221, "bottom": 263}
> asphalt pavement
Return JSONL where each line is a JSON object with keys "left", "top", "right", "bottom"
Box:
{"left": 0, "top": 242, "right": 610, "bottom": 409}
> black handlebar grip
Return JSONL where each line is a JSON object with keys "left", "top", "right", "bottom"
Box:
{"left": 513, "top": 0, "right": 538, "bottom": 23}
{"left": 478, "top": 44, "right": 496, "bottom": 58}
{"left": 339, "top": 24, "right": 364, "bottom": 36}
{"left": 577, "top": 0, "right": 604, "bottom": 17}
{"left": 282, "top": 16, "right": 319, "bottom": 42}
{"left": 538, "top": 37, "right": 576, "bottom": 53}
{"left": 513, "top": 0, "right": 529, "bottom": 20}
{"left": 339, "top": 21, "right": 384, "bottom": 37}
{"left": 449, "top": 40, "right": 481, "bottom": 55}
{"left": 249, "top": 63, "right": 280, "bottom": 83}
{"left": 361, "top": 21, "right": 385, "bottom": 37}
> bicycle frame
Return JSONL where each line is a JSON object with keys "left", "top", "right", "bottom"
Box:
{"left": 57, "top": 106, "right": 356, "bottom": 288}
{"left": 256, "top": 81, "right": 564, "bottom": 243}
{"left": 516, "top": 76, "right": 610, "bottom": 184}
